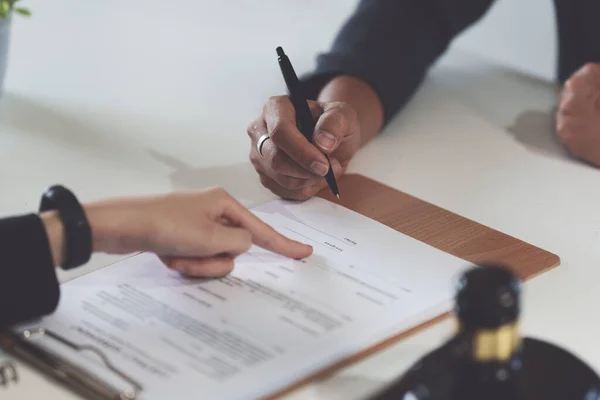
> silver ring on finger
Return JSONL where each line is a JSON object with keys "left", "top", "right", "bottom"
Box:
{"left": 256, "top": 133, "right": 271, "bottom": 158}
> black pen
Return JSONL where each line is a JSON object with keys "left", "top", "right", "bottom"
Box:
{"left": 276, "top": 46, "right": 340, "bottom": 199}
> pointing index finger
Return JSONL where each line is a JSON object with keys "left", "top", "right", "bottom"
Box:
{"left": 223, "top": 198, "right": 313, "bottom": 259}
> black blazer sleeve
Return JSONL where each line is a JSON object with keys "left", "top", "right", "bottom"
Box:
{"left": 0, "top": 214, "right": 60, "bottom": 327}
{"left": 302, "top": 0, "right": 496, "bottom": 123}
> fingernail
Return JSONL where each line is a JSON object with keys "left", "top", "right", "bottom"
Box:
{"left": 310, "top": 161, "right": 329, "bottom": 176}
{"left": 315, "top": 131, "right": 337, "bottom": 151}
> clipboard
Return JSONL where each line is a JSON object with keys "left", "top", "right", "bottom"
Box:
{"left": 265, "top": 173, "right": 560, "bottom": 399}
{"left": 0, "top": 327, "right": 142, "bottom": 399}
{"left": 0, "top": 174, "right": 560, "bottom": 400}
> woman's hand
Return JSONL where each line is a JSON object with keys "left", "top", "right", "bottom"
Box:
{"left": 43, "top": 187, "right": 313, "bottom": 277}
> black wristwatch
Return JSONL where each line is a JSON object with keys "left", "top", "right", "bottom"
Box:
{"left": 39, "top": 185, "right": 92, "bottom": 270}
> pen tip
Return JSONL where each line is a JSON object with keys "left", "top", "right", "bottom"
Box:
{"left": 276, "top": 47, "right": 285, "bottom": 57}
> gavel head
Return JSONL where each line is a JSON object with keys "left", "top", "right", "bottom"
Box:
{"left": 455, "top": 264, "right": 521, "bottom": 331}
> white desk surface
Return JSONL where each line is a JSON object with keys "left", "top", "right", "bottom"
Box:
{"left": 2, "top": 1, "right": 599, "bottom": 399}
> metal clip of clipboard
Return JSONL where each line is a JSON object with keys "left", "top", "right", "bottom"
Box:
{"left": 0, "top": 360, "right": 18, "bottom": 386}
{"left": 0, "top": 327, "right": 143, "bottom": 400}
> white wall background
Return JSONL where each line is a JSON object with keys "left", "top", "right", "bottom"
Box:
{"left": 452, "top": 0, "right": 557, "bottom": 81}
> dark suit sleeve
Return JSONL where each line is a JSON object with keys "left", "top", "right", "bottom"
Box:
{"left": 302, "top": 0, "right": 496, "bottom": 122}
{"left": 0, "top": 214, "right": 60, "bottom": 327}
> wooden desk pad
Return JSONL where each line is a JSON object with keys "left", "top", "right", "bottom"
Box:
{"left": 268, "top": 174, "right": 560, "bottom": 399}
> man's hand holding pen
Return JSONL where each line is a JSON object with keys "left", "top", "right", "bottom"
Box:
{"left": 247, "top": 96, "right": 361, "bottom": 200}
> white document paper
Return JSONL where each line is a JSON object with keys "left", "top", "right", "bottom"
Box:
{"left": 16, "top": 198, "right": 470, "bottom": 399}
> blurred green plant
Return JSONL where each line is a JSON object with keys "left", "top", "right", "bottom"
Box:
{"left": 0, "top": 0, "right": 30, "bottom": 19}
